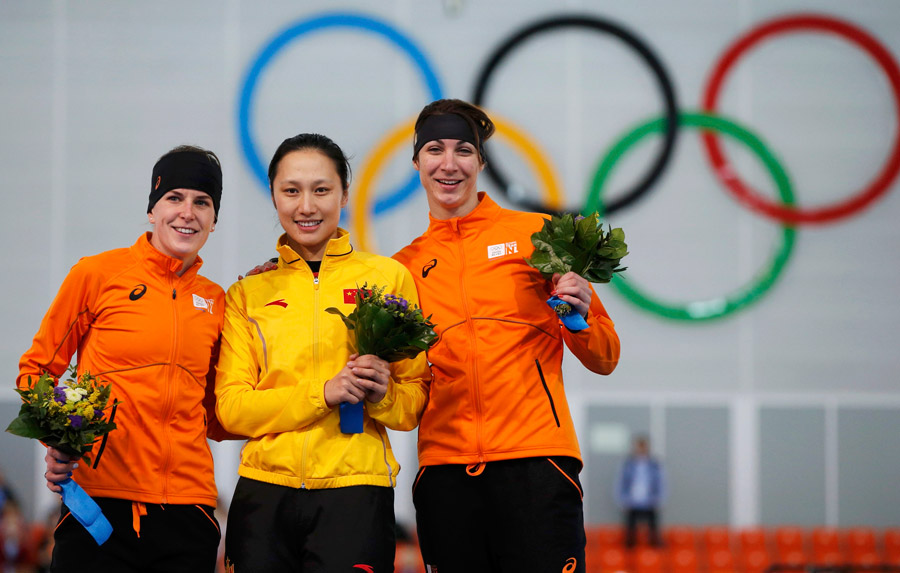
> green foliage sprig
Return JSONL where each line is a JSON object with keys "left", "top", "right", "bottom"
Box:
{"left": 525, "top": 212, "right": 628, "bottom": 284}
{"left": 6, "top": 366, "right": 118, "bottom": 466}
{"left": 326, "top": 284, "right": 438, "bottom": 362}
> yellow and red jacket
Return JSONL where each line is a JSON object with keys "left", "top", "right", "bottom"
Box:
{"left": 17, "top": 233, "right": 225, "bottom": 506}
{"left": 393, "top": 193, "right": 620, "bottom": 467}
{"left": 215, "top": 230, "right": 430, "bottom": 490}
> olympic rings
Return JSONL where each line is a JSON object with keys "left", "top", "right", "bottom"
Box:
{"left": 238, "top": 10, "right": 899, "bottom": 322}
{"left": 701, "top": 13, "right": 900, "bottom": 225}
{"left": 353, "top": 113, "right": 564, "bottom": 253}
{"left": 586, "top": 112, "right": 796, "bottom": 321}
{"left": 472, "top": 14, "right": 680, "bottom": 216}
{"left": 237, "top": 12, "right": 443, "bottom": 213}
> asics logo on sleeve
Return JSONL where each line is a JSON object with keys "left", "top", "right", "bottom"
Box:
{"left": 129, "top": 284, "right": 147, "bottom": 301}
{"left": 422, "top": 258, "right": 438, "bottom": 278}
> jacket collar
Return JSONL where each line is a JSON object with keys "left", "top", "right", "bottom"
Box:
{"left": 276, "top": 228, "right": 354, "bottom": 267}
{"left": 134, "top": 232, "right": 203, "bottom": 280}
{"left": 427, "top": 192, "right": 499, "bottom": 233}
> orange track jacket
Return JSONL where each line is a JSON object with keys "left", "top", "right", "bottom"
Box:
{"left": 17, "top": 233, "right": 225, "bottom": 506}
{"left": 393, "top": 193, "right": 620, "bottom": 467}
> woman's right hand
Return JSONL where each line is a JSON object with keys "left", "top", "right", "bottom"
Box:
{"left": 44, "top": 447, "right": 79, "bottom": 494}
{"left": 323, "top": 359, "right": 368, "bottom": 408}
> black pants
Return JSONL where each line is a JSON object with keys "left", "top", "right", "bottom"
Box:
{"left": 413, "top": 457, "right": 586, "bottom": 573}
{"left": 51, "top": 498, "right": 220, "bottom": 573}
{"left": 625, "top": 507, "right": 660, "bottom": 547}
{"left": 224, "top": 477, "right": 395, "bottom": 573}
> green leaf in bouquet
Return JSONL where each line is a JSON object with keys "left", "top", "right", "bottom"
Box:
{"left": 5, "top": 409, "right": 49, "bottom": 440}
{"left": 325, "top": 307, "right": 357, "bottom": 331}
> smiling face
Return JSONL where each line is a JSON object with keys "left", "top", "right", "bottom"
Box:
{"left": 271, "top": 149, "right": 348, "bottom": 261}
{"left": 414, "top": 138, "right": 484, "bottom": 220}
{"left": 148, "top": 188, "right": 215, "bottom": 274}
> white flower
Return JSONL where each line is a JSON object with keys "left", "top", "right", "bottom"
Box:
{"left": 63, "top": 387, "right": 88, "bottom": 403}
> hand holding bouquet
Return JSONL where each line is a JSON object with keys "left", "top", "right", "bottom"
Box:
{"left": 326, "top": 284, "right": 437, "bottom": 432}
{"left": 6, "top": 366, "right": 117, "bottom": 544}
{"left": 525, "top": 212, "right": 628, "bottom": 331}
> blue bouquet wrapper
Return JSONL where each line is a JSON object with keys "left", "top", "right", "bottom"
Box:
{"left": 547, "top": 295, "right": 589, "bottom": 332}
{"left": 59, "top": 478, "right": 112, "bottom": 545}
{"left": 339, "top": 401, "right": 364, "bottom": 434}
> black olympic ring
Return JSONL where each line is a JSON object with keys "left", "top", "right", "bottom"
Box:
{"left": 472, "top": 14, "right": 680, "bottom": 216}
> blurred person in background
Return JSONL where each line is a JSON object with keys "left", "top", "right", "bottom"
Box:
{"left": 616, "top": 434, "right": 666, "bottom": 548}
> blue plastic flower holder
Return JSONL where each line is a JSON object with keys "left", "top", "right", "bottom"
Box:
{"left": 547, "top": 295, "right": 589, "bottom": 332}
{"left": 340, "top": 401, "right": 364, "bottom": 434}
{"left": 59, "top": 478, "right": 112, "bottom": 545}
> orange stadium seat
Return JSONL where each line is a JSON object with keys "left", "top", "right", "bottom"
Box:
{"left": 704, "top": 526, "right": 732, "bottom": 552}
{"left": 844, "top": 527, "right": 877, "bottom": 554}
{"left": 665, "top": 526, "right": 698, "bottom": 550}
{"left": 670, "top": 547, "right": 700, "bottom": 573}
{"left": 707, "top": 548, "right": 737, "bottom": 573}
{"left": 848, "top": 550, "right": 881, "bottom": 567}
{"left": 634, "top": 547, "right": 665, "bottom": 573}
{"left": 811, "top": 527, "right": 841, "bottom": 555}
{"left": 884, "top": 528, "right": 900, "bottom": 556}
{"left": 739, "top": 527, "right": 768, "bottom": 553}
{"left": 587, "top": 524, "right": 624, "bottom": 549}
{"left": 741, "top": 548, "right": 772, "bottom": 573}
{"left": 589, "top": 546, "right": 628, "bottom": 573}
{"left": 774, "top": 526, "right": 806, "bottom": 555}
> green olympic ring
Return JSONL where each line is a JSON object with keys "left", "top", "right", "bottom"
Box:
{"left": 585, "top": 112, "right": 796, "bottom": 321}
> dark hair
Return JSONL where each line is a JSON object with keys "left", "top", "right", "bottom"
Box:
{"left": 267, "top": 133, "right": 352, "bottom": 192}
{"left": 157, "top": 144, "right": 220, "bottom": 167}
{"left": 412, "top": 99, "right": 496, "bottom": 162}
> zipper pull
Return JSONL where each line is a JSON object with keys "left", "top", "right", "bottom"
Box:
{"left": 314, "top": 276, "right": 319, "bottom": 285}
{"left": 172, "top": 288, "right": 176, "bottom": 299}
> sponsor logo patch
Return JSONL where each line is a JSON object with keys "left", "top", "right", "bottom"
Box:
{"left": 192, "top": 293, "right": 215, "bottom": 314}
{"left": 265, "top": 299, "right": 288, "bottom": 308}
{"left": 129, "top": 284, "right": 147, "bottom": 301}
{"left": 422, "top": 258, "right": 438, "bottom": 278}
{"left": 487, "top": 241, "right": 518, "bottom": 259}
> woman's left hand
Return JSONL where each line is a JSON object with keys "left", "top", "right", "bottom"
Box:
{"left": 551, "top": 272, "right": 592, "bottom": 318}
{"left": 348, "top": 354, "right": 391, "bottom": 403}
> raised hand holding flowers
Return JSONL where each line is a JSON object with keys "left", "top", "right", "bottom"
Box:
{"left": 524, "top": 212, "right": 628, "bottom": 331}
{"left": 326, "top": 284, "right": 437, "bottom": 433}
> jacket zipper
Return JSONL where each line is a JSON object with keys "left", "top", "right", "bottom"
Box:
{"left": 301, "top": 263, "right": 321, "bottom": 489}
{"left": 160, "top": 279, "right": 180, "bottom": 502}
{"left": 454, "top": 222, "right": 484, "bottom": 463}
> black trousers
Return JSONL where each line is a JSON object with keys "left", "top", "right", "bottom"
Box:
{"left": 413, "top": 457, "right": 586, "bottom": 573}
{"left": 625, "top": 507, "right": 660, "bottom": 547}
{"left": 224, "top": 476, "right": 395, "bottom": 573}
{"left": 51, "top": 498, "right": 220, "bottom": 573}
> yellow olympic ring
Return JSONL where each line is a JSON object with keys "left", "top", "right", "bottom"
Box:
{"left": 352, "top": 112, "right": 565, "bottom": 253}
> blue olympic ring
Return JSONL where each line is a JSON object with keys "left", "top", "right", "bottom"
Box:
{"left": 237, "top": 12, "right": 443, "bottom": 214}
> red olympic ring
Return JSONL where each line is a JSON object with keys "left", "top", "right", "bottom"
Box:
{"left": 701, "top": 13, "right": 900, "bottom": 225}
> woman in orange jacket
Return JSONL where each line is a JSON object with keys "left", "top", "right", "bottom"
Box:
{"left": 393, "top": 99, "right": 621, "bottom": 573}
{"left": 20, "top": 145, "right": 231, "bottom": 572}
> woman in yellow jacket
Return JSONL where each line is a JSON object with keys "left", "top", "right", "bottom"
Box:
{"left": 215, "top": 133, "right": 430, "bottom": 571}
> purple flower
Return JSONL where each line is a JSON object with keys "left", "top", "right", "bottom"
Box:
{"left": 94, "top": 408, "right": 103, "bottom": 419}
{"left": 53, "top": 386, "right": 67, "bottom": 405}
{"left": 68, "top": 414, "right": 83, "bottom": 429}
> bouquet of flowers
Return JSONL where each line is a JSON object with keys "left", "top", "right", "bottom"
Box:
{"left": 6, "top": 366, "right": 118, "bottom": 544}
{"left": 326, "top": 284, "right": 437, "bottom": 432}
{"left": 524, "top": 212, "right": 628, "bottom": 331}
{"left": 7, "top": 366, "right": 118, "bottom": 466}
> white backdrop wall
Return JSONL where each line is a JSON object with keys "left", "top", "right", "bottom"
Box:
{"left": 2, "top": 0, "right": 899, "bottom": 528}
